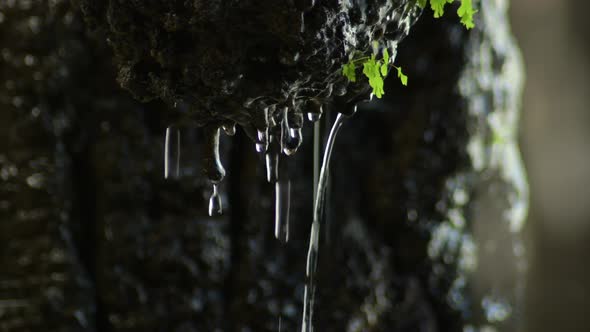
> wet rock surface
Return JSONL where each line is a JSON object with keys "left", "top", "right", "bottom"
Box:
{"left": 73, "top": 0, "right": 419, "bottom": 129}
{"left": 0, "top": 0, "right": 526, "bottom": 331}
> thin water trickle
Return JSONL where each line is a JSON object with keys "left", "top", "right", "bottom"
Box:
{"left": 204, "top": 126, "right": 226, "bottom": 183}
{"left": 164, "top": 126, "right": 180, "bottom": 179}
{"left": 274, "top": 179, "right": 291, "bottom": 243}
{"left": 313, "top": 121, "right": 320, "bottom": 198}
{"left": 301, "top": 112, "right": 350, "bottom": 332}
{"left": 208, "top": 183, "right": 223, "bottom": 216}
{"left": 300, "top": 11, "right": 305, "bottom": 33}
{"left": 266, "top": 151, "right": 279, "bottom": 183}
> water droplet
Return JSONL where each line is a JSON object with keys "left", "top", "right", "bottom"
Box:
{"left": 307, "top": 112, "right": 321, "bottom": 122}
{"left": 164, "top": 126, "right": 181, "bottom": 179}
{"left": 208, "top": 184, "right": 223, "bottom": 216}
{"left": 285, "top": 128, "right": 303, "bottom": 155}
{"left": 274, "top": 180, "right": 291, "bottom": 243}
{"left": 256, "top": 128, "right": 269, "bottom": 153}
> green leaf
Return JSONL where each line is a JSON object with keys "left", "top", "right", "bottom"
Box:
{"left": 397, "top": 67, "right": 408, "bottom": 86}
{"left": 383, "top": 48, "right": 390, "bottom": 65}
{"left": 380, "top": 63, "right": 388, "bottom": 77}
{"left": 372, "top": 41, "right": 380, "bottom": 55}
{"left": 416, "top": 0, "right": 428, "bottom": 8}
{"left": 342, "top": 62, "right": 356, "bottom": 82}
{"left": 381, "top": 48, "right": 390, "bottom": 76}
{"left": 430, "top": 0, "right": 454, "bottom": 18}
{"left": 457, "top": 0, "right": 476, "bottom": 29}
{"left": 363, "top": 55, "right": 385, "bottom": 98}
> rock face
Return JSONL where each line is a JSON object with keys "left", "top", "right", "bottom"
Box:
{"left": 74, "top": 0, "right": 419, "bottom": 126}
{"left": 0, "top": 0, "right": 527, "bottom": 332}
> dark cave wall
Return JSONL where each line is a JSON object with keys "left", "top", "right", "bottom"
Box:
{"left": 0, "top": 1, "right": 526, "bottom": 331}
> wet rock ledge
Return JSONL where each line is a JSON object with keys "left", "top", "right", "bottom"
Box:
{"left": 0, "top": 0, "right": 527, "bottom": 331}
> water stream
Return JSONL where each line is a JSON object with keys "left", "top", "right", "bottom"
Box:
{"left": 301, "top": 109, "right": 355, "bottom": 332}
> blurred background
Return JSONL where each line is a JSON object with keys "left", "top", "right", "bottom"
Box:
{"left": 510, "top": 1, "right": 590, "bottom": 331}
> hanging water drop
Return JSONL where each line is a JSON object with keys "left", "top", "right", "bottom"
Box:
{"left": 274, "top": 179, "right": 291, "bottom": 243}
{"left": 222, "top": 123, "right": 236, "bottom": 136}
{"left": 164, "top": 126, "right": 181, "bottom": 179}
{"left": 208, "top": 184, "right": 223, "bottom": 216}
{"left": 289, "top": 128, "right": 302, "bottom": 148}
{"left": 280, "top": 108, "right": 292, "bottom": 155}
{"left": 280, "top": 108, "right": 301, "bottom": 156}
{"left": 256, "top": 128, "right": 269, "bottom": 153}
{"left": 307, "top": 112, "right": 321, "bottom": 122}
{"left": 202, "top": 126, "right": 226, "bottom": 183}
{"left": 305, "top": 99, "right": 323, "bottom": 123}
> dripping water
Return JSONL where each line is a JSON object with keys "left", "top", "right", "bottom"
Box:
{"left": 256, "top": 128, "right": 269, "bottom": 153}
{"left": 274, "top": 179, "right": 291, "bottom": 243}
{"left": 301, "top": 110, "right": 354, "bottom": 332}
{"left": 203, "top": 126, "right": 226, "bottom": 183}
{"left": 164, "top": 126, "right": 181, "bottom": 179}
{"left": 281, "top": 108, "right": 294, "bottom": 155}
{"left": 222, "top": 123, "right": 236, "bottom": 136}
{"left": 307, "top": 112, "right": 321, "bottom": 122}
{"left": 282, "top": 108, "right": 303, "bottom": 156}
{"left": 313, "top": 120, "right": 320, "bottom": 205}
{"left": 202, "top": 126, "right": 226, "bottom": 216}
{"left": 266, "top": 150, "right": 279, "bottom": 183}
{"left": 208, "top": 183, "right": 223, "bottom": 216}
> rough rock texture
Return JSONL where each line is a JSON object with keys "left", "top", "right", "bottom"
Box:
{"left": 73, "top": 0, "right": 419, "bottom": 128}
{"left": 0, "top": 0, "right": 527, "bottom": 331}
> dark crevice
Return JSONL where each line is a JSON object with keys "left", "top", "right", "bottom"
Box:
{"left": 224, "top": 129, "right": 247, "bottom": 332}
{"left": 67, "top": 131, "right": 112, "bottom": 332}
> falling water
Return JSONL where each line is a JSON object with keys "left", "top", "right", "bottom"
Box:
{"left": 208, "top": 183, "right": 222, "bottom": 216}
{"left": 266, "top": 151, "right": 279, "bottom": 183}
{"left": 257, "top": 129, "right": 269, "bottom": 153}
{"left": 301, "top": 109, "right": 355, "bottom": 332}
{"left": 203, "top": 126, "right": 226, "bottom": 216}
{"left": 274, "top": 179, "right": 291, "bottom": 243}
{"left": 164, "top": 126, "right": 180, "bottom": 179}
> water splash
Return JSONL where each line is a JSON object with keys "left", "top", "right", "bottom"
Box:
{"left": 164, "top": 126, "right": 180, "bottom": 179}
{"left": 301, "top": 109, "right": 355, "bottom": 332}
